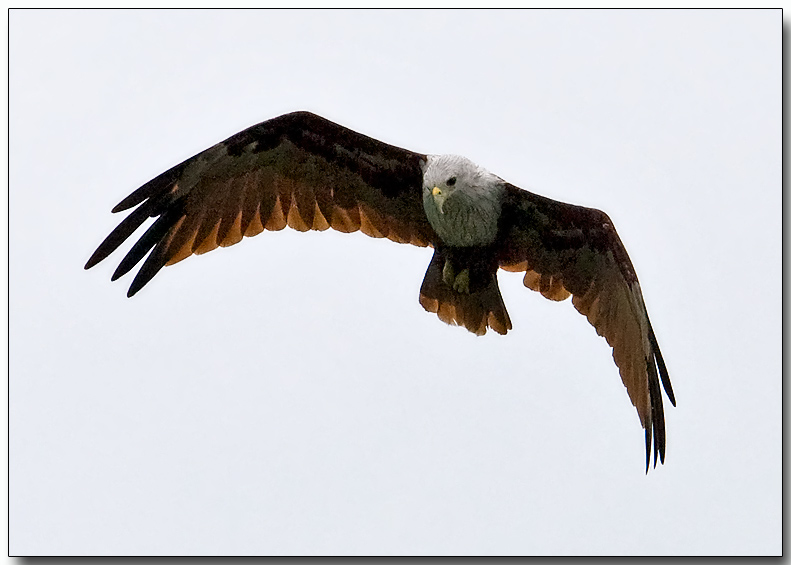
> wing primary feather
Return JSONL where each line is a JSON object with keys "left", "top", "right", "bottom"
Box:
{"left": 647, "top": 356, "right": 665, "bottom": 468}
{"left": 84, "top": 201, "right": 155, "bottom": 269}
{"left": 127, "top": 223, "right": 179, "bottom": 297}
{"left": 111, "top": 203, "right": 185, "bottom": 282}
{"left": 648, "top": 317, "right": 675, "bottom": 406}
{"left": 111, "top": 160, "right": 189, "bottom": 213}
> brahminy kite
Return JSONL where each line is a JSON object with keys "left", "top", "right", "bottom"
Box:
{"left": 85, "top": 111, "right": 675, "bottom": 471}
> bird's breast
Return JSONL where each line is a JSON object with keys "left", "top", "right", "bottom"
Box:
{"left": 423, "top": 188, "right": 503, "bottom": 247}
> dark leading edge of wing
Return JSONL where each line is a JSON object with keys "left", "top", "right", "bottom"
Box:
{"left": 85, "top": 111, "right": 435, "bottom": 296}
{"left": 496, "top": 185, "right": 675, "bottom": 471}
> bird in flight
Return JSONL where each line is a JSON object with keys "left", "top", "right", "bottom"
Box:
{"left": 86, "top": 111, "right": 675, "bottom": 471}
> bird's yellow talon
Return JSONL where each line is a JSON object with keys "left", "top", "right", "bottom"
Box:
{"left": 453, "top": 268, "right": 471, "bottom": 294}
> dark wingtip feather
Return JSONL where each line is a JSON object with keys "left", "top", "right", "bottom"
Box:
{"left": 112, "top": 181, "right": 161, "bottom": 213}
{"left": 127, "top": 274, "right": 151, "bottom": 297}
{"left": 653, "top": 435, "right": 659, "bottom": 469}
{"left": 645, "top": 351, "right": 666, "bottom": 471}
{"left": 647, "top": 318, "right": 675, "bottom": 406}
{"left": 110, "top": 265, "right": 127, "bottom": 282}
{"left": 109, "top": 206, "right": 183, "bottom": 283}
{"left": 85, "top": 203, "right": 155, "bottom": 270}
{"left": 127, "top": 268, "right": 160, "bottom": 297}
{"left": 126, "top": 233, "right": 173, "bottom": 297}
{"left": 111, "top": 156, "right": 193, "bottom": 213}
{"left": 126, "top": 166, "right": 187, "bottom": 212}
{"left": 655, "top": 347, "right": 675, "bottom": 407}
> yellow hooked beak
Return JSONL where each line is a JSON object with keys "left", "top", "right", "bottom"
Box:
{"left": 432, "top": 186, "right": 441, "bottom": 196}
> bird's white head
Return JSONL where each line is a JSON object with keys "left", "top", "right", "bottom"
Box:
{"left": 422, "top": 155, "right": 493, "bottom": 213}
{"left": 422, "top": 154, "right": 505, "bottom": 246}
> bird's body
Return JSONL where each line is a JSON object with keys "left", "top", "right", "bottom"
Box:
{"left": 86, "top": 111, "right": 675, "bottom": 471}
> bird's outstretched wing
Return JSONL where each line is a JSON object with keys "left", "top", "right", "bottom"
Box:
{"left": 85, "top": 111, "right": 435, "bottom": 295}
{"left": 496, "top": 184, "right": 675, "bottom": 470}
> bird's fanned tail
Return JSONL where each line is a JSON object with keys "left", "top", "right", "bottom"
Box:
{"left": 419, "top": 246, "right": 512, "bottom": 336}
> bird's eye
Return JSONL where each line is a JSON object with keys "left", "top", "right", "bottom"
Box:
{"left": 447, "top": 176, "right": 457, "bottom": 186}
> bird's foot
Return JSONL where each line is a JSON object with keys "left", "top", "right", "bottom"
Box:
{"left": 453, "top": 268, "right": 471, "bottom": 294}
{"left": 442, "top": 260, "right": 470, "bottom": 293}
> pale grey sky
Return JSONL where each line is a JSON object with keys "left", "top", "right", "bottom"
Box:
{"left": 10, "top": 9, "right": 780, "bottom": 556}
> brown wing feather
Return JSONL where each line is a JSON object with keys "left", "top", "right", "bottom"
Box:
{"left": 496, "top": 184, "right": 675, "bottom": 471}
{"left": 85, "top": 111, "right": 436, "bottom": 295}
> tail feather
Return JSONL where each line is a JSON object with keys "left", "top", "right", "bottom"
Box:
{"left": 419, "top": 248, "right": 512, "bottom": 335}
